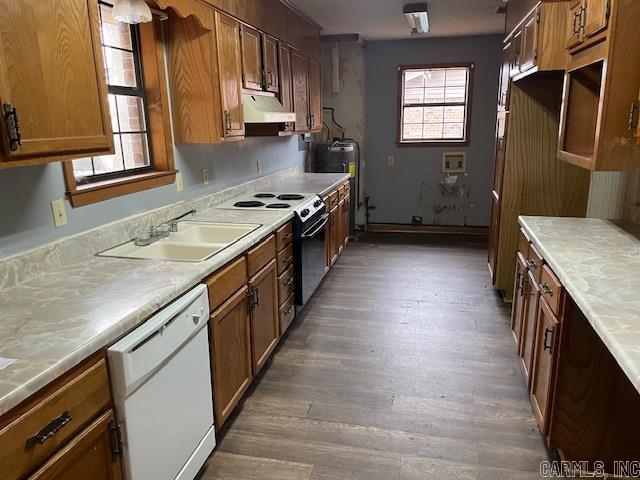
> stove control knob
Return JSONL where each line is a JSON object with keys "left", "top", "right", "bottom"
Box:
{"left": 313, "top": 200, "right": 322, "bottom": 207}
{"left": 301, "top": 208, "right": 310, "bottom": 217}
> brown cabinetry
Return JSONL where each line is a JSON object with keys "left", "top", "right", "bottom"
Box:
{"left": 216, "top": 12, "right": 245, "bottom": 138}
{"left": 0, "top": 0, "right": 113, "bottom": 167}
{"left": 263, "top": 35, "right": 280, "bottom": 94}
{"left": 291, "top": 50, "right": 310, "bottom": 132}
{"left": 307, "top": 58, "right": 323, "bottom": 131}
{"left": 279, "top": 43, "right": 295, "bottom": 132}
{"left": 511, "top": 252, "right": 528, "bottom": 346}
{"left": 240, "top": 24, "right": 263, "bottom": 91}
{"left": 249, "top": 259, "right": 280, "bottom": 374}
{"left": 209, "top": 286, "right": 252, "bottom": 428}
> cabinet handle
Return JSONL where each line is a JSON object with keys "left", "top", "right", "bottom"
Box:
{"left": 526, "top": 259, "right": 537, "bottom": 270}
{"left": 516, "top": 272, "right": 524, "bottom": 295}
{"left": 224, "top": 110, "right": 232, "bottom": 134}
{"left": 286, "top": 276, "right": 294, "bottom": 286}
{"left": 25, "top": 411, "right": 73, "bottom": 450}
{"left": 3, "top": 103, "right": 22, "bottom": 151}
{"left": 284, "top": 233, "right": 293, "bottom": 241}
{"left": 572, "top": 10, "right": 581, "bottom": 35}
{"left": 543, "top": 327, "right": 554, "bottom": 352}
{"left": 254, "top": 287, "right": 260, "bottom": 306}
{"left": 628, "top": 101, "right": 640, "bottom": 133}
{"left": 284, "top": 255, "right": 293, "bottom": 263}
{"left": 539, "top": 282, "right": 553, "bottom": 296}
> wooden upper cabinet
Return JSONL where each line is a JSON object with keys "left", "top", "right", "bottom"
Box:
{"left": 505, "top": 0, "right": 538, "bottom": 38}
{"left": 28, "top": 410, "right": 123, "bottom": 480}
{"left": 240, "top": 24, "right": 263, "bottom": 91}
{"left": 263, "top": 35, "right": 280, "bottom": 94}
{"left": 566, "top": 0, "right": 585, "bottom": 50}
{"left": 498, "top": 41, "right": 513, "bottom": 110}
{"left": 279, "top": 43, "right": 294, "bottom": 131}
{"left": 0, "top": 0, "right": 113, "bottom": 167}
{"left": 291, "top": 49, "right": 310, "bottom": 132}
{"left": 583, "top": 0, "right": 609, "bottom": 38}
{"left": 215, "top": 11, "right": 245, "bottom": 138}
{"left": 307, "top": 57, "right": 322, "bottom": 131}
{"left": 519, "top": 8, "right": 539, "bottom": 73}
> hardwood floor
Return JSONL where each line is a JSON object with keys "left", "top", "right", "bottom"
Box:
{"left": 201, "top": 234, "right": 549, "bottom": 480}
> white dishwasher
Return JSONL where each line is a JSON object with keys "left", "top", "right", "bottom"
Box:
{"left": 108, "top": 284, "right": 216, "bottom": 480}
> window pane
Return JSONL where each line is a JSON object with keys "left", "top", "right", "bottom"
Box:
{"left": 107, "top": 94, "right": 119, "bottom": 131}
{"left": 445, "top": 86, "right": 466, "bottom": 103}
{"left": 446, "top": 69, "right": 468, "bottom": 87}
{"left": 121, "top": 133, "right": 150, "bottom": 169}
{"left": 72, "top": 158, "right": 94, "bottom": 179}
{"left": 99, "top": 4, "right": 133, "bottom": 50}
{"left": 444, "top": 106, "right": 465, "bottom": 123}
{"left": 403, "top": 107, "right": 424, "bottom": 124}
{"left": 116, "top": 95, "right": 146, "bottom": 132}
{"left": 425, "top": 69, "right": 446, "bottom": 88}
{"left": 404, "top": 88, "right": 424, "bottom": 104}
{"left": 443, "top": 123, "right": 465, "bottom": 139}
{"left": 93, "top": 135, "right": 124, "bottom": 174}
{"left": 424, "top": 106, "right": 444, "bottom": 124}
{"left": 423, "top": 124, "right": 444, "bottom": 139}
{"left": 404, "top": 71, "right": 424, "bottom": 89}
{"left": 403, "top": 123, "right": 423, "bottom": 140}
{"left": 104, "top": 46, "right": 137, "bottom": 88}
{"left": 424, "top": 87, "right": 445, "bottom": 104}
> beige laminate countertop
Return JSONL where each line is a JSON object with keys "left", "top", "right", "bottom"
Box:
{"left": 519, "top": 216, "right": 640, "bottom": 394}
{"left": 0, "top": 173, "right": 348, "bottom": 415}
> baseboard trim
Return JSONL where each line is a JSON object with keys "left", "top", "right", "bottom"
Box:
{"left": 366, "top": 224, "right": 489, "bottom": 236}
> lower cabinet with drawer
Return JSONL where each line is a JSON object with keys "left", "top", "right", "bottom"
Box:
{"left": 0, "top": 357, "right": 120, "bottom": 480}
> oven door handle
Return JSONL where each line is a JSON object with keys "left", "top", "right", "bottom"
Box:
{"left": 301, "top": 214, "right": 329, "bottom": 239}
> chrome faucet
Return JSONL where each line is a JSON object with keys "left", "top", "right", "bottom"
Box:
{"left": 134, "top": 209, "right": 196, "bottom": 246}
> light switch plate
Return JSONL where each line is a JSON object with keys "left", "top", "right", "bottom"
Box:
{"left": 442, "top": 152, "right": 467, "bottom": 173}
{"left": 176, "top": 172, "right": 184, "bottom": 192}
{"left": 256, "top": 159, "right": 263, "bottom": 175}
{"left": 387, "top": 155, "right": 395, "bottom": 167}
{"left": 201, "top": 168, "right": 209, "bottom": 185}
{"left": 51, "top": 199, "right": 68, "bottom": 228}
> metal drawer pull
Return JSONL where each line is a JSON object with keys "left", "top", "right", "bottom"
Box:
{"left": 26, "top": 411, "right": 73, "bottom": 450}
{"left": 539, "top": 282, "right": 553, "bottom": 296}
{"left": 284, "top": 233, "right": 293, "bottom": 241}
{"left": 543, "top": 327, "right": 554, "bottom": 352}
{"left": 526, "top": 259, "right": 537, "bottom": 270}
{"left": 286, "top": 276, "right": 294, "bottom": 286}
{"left": 283, "top": 256, "right": 293, "bottom": 263}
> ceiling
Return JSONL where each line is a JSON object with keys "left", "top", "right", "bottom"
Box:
{"left": 290, "top": 0, "right": 506, "bottom": 40}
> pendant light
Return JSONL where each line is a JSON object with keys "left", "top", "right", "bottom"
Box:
{"left": 113, "top": 0, "right": 152, "bottom": 24}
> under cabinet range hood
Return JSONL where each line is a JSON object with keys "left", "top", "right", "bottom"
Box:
{"left": 242, "top": 94, "right": 295, "bottom": 124}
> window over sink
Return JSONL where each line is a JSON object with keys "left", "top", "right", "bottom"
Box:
{"left": 63, "top": 1, "right": 175, "bottom": 207}
{"left": 397, "top": 63, "right": 473, "bottom": 146}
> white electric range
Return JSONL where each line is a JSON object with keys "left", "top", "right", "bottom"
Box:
{"left": 215, "top": 192, "right": 317, "bottom": 211}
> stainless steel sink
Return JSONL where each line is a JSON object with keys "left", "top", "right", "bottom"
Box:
{"left": 98, "top": 222, "right": 261, "bottom": 262}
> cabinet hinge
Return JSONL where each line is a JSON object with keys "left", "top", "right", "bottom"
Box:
{"left": 246, "top": 286, "right": 257, "bottom": 312}
{"left": 605, "top": 0, "right": 611, "bottom": 19}
{"left": 536, "top": 9, "right": 541, "bottom": 24}
{"left": 3, "top": 103, "right": 21, "bottom": 151}
{"left": 108, "top": 420, "right": 123, "bottom": 461}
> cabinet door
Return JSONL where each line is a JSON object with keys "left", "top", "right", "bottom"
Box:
{"left": 329, "top": 205, "right": 339, "bottom": 265}
{"left": 520, "top": 271, "right": 540, "bottom": 387}
{"left": 240, "top": 24, "right": 263, "bottom": 91}
{"left": 343, "top": 191, "right": 351, "bottom": 244}
{"left": 492, "top": 112, "right": 508, "bottom": 197}
{"left": 510, "top": 29, "right": 523, "bottom": 77}
{"left": 511, "top": 253, "right": 528, "bottom": 348}
{"left": 498, "top": 41, "right": 513, "bottom": 109}
{"left": 307, "top": 57, "right": 322, "bottom": 131}
{"left": 210, "top": 286, "right": 252, "bottom": 428}
{"left": 215, "top": 12, "right": 245, "bottom": 138}
{"left": 263, "top": 35, "right": 279, "bottom": 94}
{"left": 279, "top": 43, "right": 294, "bottom": 131}
{"left": 28, "top": 410, "right": 123, "bottom": 480}
{"left": 566, "top": 0, "right": 585, "bottom": 50}
{"left": 249, "top": 259, "right": 279, "bottom": 375}
{"left": 291, "top": 50, "right": 309, "bottom": 132}
{"left": 0, "top": 0, "right": 113, "bottom": 164}
{"left": 519, "top": 8, "right": 539, "bottom": 73}
{"left": 487, "top": 193, "right": 500, "bottom": 284}
{"left": 584, "top": 0, "right": 609, "bottom": 38}
{"left": 337, "top": 198, "right": 345, "bottom": 254}
{"left": 530, "top": 297, "right": 560, "bottom": 434}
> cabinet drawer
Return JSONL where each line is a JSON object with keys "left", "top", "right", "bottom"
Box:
{"left": 204, "top": 256, "right": 247, "bottom": 311}
{"left": 539, "top": 265, "right": 563, "bottom": 316}
{"left": 279, "top": 294, "right": 295, "bottom": 335}
{"left": 327, "top": 190, "right": 338, "bottom": 208}
{"left": 277, "top": 243, "right": 294, "bottom": 274}
{"left": 278, "top": 264, "right": 295, "bottom": 306}
{"left": 247, "top": 235, "right": 276, "bottom": 277}
{"left": 338, "top": 184, "right": 346, "bottom": 200}
{"left": 518, "top": 228, "right": 531, "bottom": 258}
{"left": 527, "top": 245, "right": 544, "bottom": 283}
{"left": 0, "top": 359, "right": 111, "bottom": 480}
{"left": 275, "top": 222, "right": 293, "bottom": 251}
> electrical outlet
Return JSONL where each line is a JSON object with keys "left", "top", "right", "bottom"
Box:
{"left": 175, "top": 172, "right": 184, "bottom": 192}
{"left": 387, "top": 155, "right": 395, "bottom": 167}
{"left": 201, "top": 168, "right": 209, "bottom": 185}
{"left": 51, "top": 199, "right": 68, "bottom": 228}
{"left": 256, "top": 159, "right": 263, "bottom": 175}
{"left": 442, "top": 152, "right": 467, "bottom": 173}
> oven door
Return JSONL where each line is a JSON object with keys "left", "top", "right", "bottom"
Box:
{"left": 297, "top": 213, "right": 329, "bottom": 307}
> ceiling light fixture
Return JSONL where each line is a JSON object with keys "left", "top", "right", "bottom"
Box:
{"left": 403, "top": 3, "right": 430, "bottom": 35}
{"left": 113, "top": 0, "right": 153, "bottom": 24}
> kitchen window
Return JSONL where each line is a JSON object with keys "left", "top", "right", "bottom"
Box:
{"left": 397, "top": 63, "right": 473, "bottom": 146}
{"left": 63, "top": 1, "right": 175, "bottom": 207}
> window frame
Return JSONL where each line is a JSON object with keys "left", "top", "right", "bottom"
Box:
{"left": 63, "top": 8, "right": 175, "bottom": 207}
{"left": 396, "top": 62, "right": 474, "bottom": 148}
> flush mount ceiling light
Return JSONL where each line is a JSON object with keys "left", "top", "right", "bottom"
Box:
{"left": 403, "top": 2, "right": 430, "bottom": 35}
{"left": 113, "top": 0, "right": 152, "bottom": 24}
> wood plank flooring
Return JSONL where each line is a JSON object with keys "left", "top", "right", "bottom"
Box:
{"left": 201, "top": 234, "right": 549, "bottom": 480}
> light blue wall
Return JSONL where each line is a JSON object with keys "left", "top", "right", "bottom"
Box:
{"left": 364, "top": 35, "right": 502, "bottom": 227}
{"left": 0, "top": 136, "right": 306, "bottom": 258}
